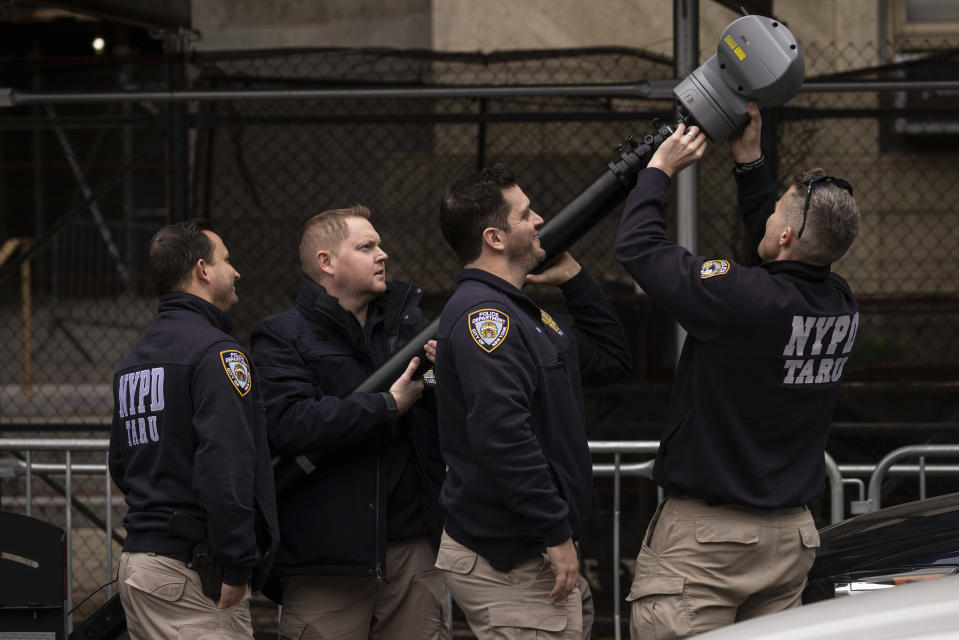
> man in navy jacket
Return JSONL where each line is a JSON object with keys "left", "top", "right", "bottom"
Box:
{"left": 251, "top": 205, "right": 449, "bottom": 639}
{"left": 434, "top": 165, "right": 632, "bottom": 639}
{"left": 615, "top": 105, "right": 861, "bottom": 638}
{"left": 109, "top": 219, "right": 279, "bottom": 639}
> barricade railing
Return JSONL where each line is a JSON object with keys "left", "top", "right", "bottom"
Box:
{"left": 587, "top": 442, "right": 846, "bottom": 640}
{"left": 866, "top": 445, "right": 959, "bottom": 511}
{"left": 0, "top": 438, "right": 110, "bottom": 633}
{"left": 3, "top": 437, "right": 959, "bottom": 638}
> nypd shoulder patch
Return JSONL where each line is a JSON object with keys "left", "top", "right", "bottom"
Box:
{"left": 220, "top": 349, "right": 252, "bottom": 397}
{"left": 700, "top": 259, "right": 731, "bottom": 279}
{"left": 468, "top": 308, "right": 510, "bottom": 353}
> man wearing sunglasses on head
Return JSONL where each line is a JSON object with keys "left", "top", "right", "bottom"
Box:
{"left": 614, "top": 102, "right": 861, "bottom": 640}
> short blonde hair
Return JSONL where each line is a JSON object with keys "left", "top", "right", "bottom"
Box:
{"left": 299, "top": 205, "right": 372, "bottom": 278}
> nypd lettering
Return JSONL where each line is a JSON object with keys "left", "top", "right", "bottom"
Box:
{"left": 117, "top": 367, "right": 165, "bottom": 447}
{"left": 782, "top": 312, "right": 858, "bottom": 384}
{"left": 468, "top": 309, "right": 509, "bottom": 353}
{"left": 701, "top": 259, "right": 730, "bottom": 279}
{"left": 220, "top": 350, "right": 252, "bottom": 396}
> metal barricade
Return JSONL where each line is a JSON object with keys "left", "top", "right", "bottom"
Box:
{"left": 0, "top": 437, "right": 863, "bottom": 640}
{"left": 866, "top": 445, "right": 959, "bottom": 511}
{"left": 0, "top": 438, "right": 111, "bottom": 633}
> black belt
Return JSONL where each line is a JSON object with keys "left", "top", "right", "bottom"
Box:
{"left": 158, "top": 550, "right": 192, "bottom": 564}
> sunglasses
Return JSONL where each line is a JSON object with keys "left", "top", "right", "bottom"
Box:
{"left": 798, "top": 176, "right": 854, "bottom": 239}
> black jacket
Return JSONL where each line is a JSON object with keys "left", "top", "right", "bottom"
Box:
{"left": 614, "top": 165, "right": 859, "bottom": 508}
{"left": 435, "top": 268, "right": 631, "bottom": 568}
{"left": 251, "top": 276, "right": 445, "bottom": 579}
{"left": 108, "top": 293, "right": 279, "bottom": 588}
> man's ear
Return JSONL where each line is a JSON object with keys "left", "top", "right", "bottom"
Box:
{"left": 316, "top": 250, "right": 335, "bottom": 276}
{"left": 194, "top": 259, "right": 212, "bottom": 285}
{"left": 482, "top": 227, "right": 505, "bottom": 252}
{"left": 780, "top": 225, "right": 796, "bottom": 248}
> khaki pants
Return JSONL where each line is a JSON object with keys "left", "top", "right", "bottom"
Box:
{"left": 627, "top": 496, "right": 820, "bottom": 639}
{"left": 279, "top": 535, "right": 450, "bottom": 640}
{"left": 436, "top": 530, "right": 594, "bottom": 640}
{"left": 118, "top": 551, "right": 253, "bottom": 640}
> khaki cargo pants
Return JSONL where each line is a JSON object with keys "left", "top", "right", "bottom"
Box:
{"left": 627, "top": 496, "right": 819, "bottom": 639}
{"left": 118, "top": 551, "right": 253, "bottom": 640}
{"left": 278, "top": 535, "right": 450, "bottom": 640}
{"left": 436, "top": 530, "right": 594, "bottom": 640}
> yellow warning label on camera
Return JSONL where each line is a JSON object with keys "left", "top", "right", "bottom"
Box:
{"left": 724, "top": 34, "right": 747, "bottom": 61}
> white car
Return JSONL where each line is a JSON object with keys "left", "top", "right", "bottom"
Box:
{"left": 695, "top": 574, "right": 959, "bottom": 639}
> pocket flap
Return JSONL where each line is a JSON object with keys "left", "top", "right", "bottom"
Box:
{"left": 434, "top": 545, "right": 477, "bottom": 575}
{"left": 626, "top": 574, "right": 685, "bottom": 602}
{"left": 695, "top": 520, "right": 760, "bottom": 545}
{"left": 488, "top": 603, "right": 567, "bottom": 631}
{"left": 800, "top": 525, "right": 821, "bottom": 549}
{"left": 125, "top": 564, "right": 186, "bottom": 602}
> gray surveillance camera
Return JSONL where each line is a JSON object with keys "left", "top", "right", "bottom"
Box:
{"left": 673, "top": 15, "right": 805, "bottom": 142}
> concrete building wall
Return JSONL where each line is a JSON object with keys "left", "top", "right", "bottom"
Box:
{"left": 191, "top": 0, "right": 432, "bottom": 50}
{"left": 191, "top": 1, "right": 880, "bottom": 61}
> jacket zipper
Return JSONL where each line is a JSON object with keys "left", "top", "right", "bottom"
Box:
{"left": 375, "top": 436, "right": 385, "bottom": 582}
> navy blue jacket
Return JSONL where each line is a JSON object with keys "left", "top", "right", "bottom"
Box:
{"left": 435, "top": 268, "right": 631, "bottom": 568}
{"left": 251, "top": 276, "right": 445, "bottom": 579}
{"left": 614, "top": 165, "right": 859, "bottom": 508}
{"left": 108, "top": 293, "right": 279, "bottom": 588}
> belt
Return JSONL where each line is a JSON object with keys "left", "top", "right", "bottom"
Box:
{"left": 157, "top": 550, "right": 192, "bottom": 564}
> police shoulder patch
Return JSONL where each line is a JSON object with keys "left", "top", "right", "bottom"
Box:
{"left": 700, "top": 259, "right": 731, "bottom": 279}
{"left": 468, "top": 308, "right": 510, "bottom": 353}
{"left": 540, "top": 310, "right": 564, "bottom": 336}
{"left": 220, "top": 349, "right": 252, "bottom": 397}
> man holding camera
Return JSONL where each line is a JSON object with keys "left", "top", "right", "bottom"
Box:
{"left": 615, "top": 104, "right": 861, "bottom": 639}
{"left": 433, "top": 165, "right": 632, "bottom": 639}
{"left": 109, "top": 219, "right": 279, "bottom": 639}
{"left": 251, "top": 206, "right": 449, "bottom": 639}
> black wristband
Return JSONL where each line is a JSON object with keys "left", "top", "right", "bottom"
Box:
{"left": 733, "top": 155, "right": 766, "bottom": 174}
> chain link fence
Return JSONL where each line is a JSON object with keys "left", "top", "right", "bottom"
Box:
{"left": 2, "top": 41, "right": 959, "bottom": 633}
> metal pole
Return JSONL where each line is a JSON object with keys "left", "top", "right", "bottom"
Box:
{"left": 613, "top": 453, "right": 622, "bottom": 640}
{"left": 65, "top": 449, "right": 73, "bottom": 633}
{"left": 824, "top": 452, "right": 844, "bottom": 524}
{"left": 106, "top": 451, "right": 114, "bottom": 598}
{"left": 919, "top": 455, "right": 926, "bottom": 500}
{"left": 4, "top": 79, "right": 957, "bottom": 107}
{"left": 20, "top": 241, "right": 33, "bottom": 395}
{"left": 164, "top": 32, "right": 190, "bottom": 222}
{"left": 25, "top": 450, "right": 32, "bottom": 517}
{"left": 673, "top": 0, "right": 699, "bottom": 364}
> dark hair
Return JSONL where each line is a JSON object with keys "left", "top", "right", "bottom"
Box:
{"left": 785, "top": 169, "right": 860, "bottom": 265}
{"left": 439, "top": 164, "right": 516, "bottom": 265}
{"left": 299, "top": 204, "right": 372, "bottom": 278}
{"left": 148, "top": 218, "right": 215, "bottom": 295}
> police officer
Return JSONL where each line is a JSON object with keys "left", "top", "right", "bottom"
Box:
{"left": 109, "top": 219, "right": 279, "bottom": 639}
{"left": 434, "top": 165, "right": 632, "bottom": 639}
{"left": 615, "top": 104, "right": 861, "bottom": 639}
{"left": 251, "top": 206, "right": 449, "bottom": 640}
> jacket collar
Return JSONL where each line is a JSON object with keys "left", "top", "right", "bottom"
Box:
{"left": 157, "top": 292, "right": 233, "bottom": 333}
{"left": 294, "top": 274, "right": 418, "bottom": 345}
{"left": 456, "top": 268, "right": 542, "bottom": 318}
{"left": 760, "top": 260, "right": 831, "bottom": 282}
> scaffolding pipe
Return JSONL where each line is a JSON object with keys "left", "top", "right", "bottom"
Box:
{"left": 673, "top": 0, "right": 699, "bottom": 367}
{"left": 2, "top": 79, "right": 956, "bottom": 107}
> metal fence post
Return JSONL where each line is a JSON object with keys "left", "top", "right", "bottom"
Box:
{"left": 613, "top": 452, "right": 622, "bottom": 640}
{"left": 106, "top": 451, "right": 114, "bottom": 598}
{"left": 65, "top": 449, "right": 74, "bottom": 633}
{"left": 25, "top": 449, "right": 33, "bottom": 517}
